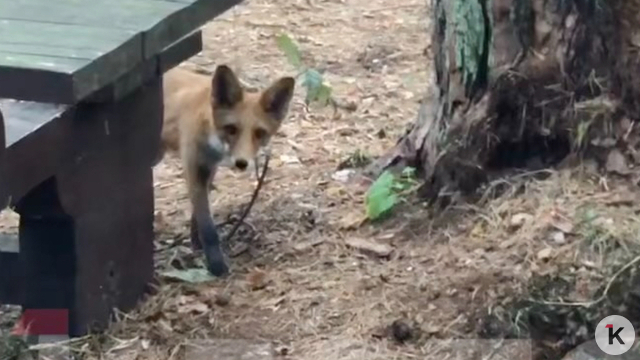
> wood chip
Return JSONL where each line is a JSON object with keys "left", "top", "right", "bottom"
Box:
{"left": 537, "top": 247, "right": 553, "bottom": 261}
{"left": 345, "top": 237, "right": 394, "bottom": 258}
{"left": 509, "top": 213, "right": 533, "bottom": 229}
{"left": 293, "top": 238, "right": 324, "bottom": 252}
{"left": 246, "top": 269, "right": 269, "bottom": 291}
{"left": 550, "top": 218, "right": 574, "bottom": 234}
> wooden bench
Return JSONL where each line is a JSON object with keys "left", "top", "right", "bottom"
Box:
{"left": 0, "top": 0, "right": 241, "bottom": 337}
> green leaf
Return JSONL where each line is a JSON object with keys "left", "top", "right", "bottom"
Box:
{"left": 365, "top": 170, "right": 398, "bottom": 220}
{"left": 315, "top": 84, "right": 332, "bottom": 106}
{"left": 160, "top": 268, "right": 216, "bottom": 283}
{"left": 302, "top": 68, "right": 322, "bottom": 91}
{"left": 302, "top": 69, "right": 332, "bottom": 106}
{"left": 402, "top": 166, "right": 417, "bottom": 178}
{"left": 276, "top": 33, "right": 302, "bottom": 69}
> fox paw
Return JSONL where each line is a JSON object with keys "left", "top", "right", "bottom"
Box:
{"left": 190, "top": 216, "right": 203, "bottom": 251}
{"left": 203, "top": 243, "right": 229, "bottom": 277}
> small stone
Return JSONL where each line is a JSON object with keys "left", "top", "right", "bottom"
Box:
{"left": 215, "top": 293, "right": 231, "bottom": 307}
{"left": 391, "top": 319, "right": 413, "bottom": 343}
{"left": 551, "top": 231, "right": 566, "bottom": 244}
{"left": 332, "top": 169, "right": 355, "bottom": 182}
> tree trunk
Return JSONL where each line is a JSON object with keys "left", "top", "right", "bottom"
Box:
{"left": 371, "top": 0, "right": 640, "bottom": 201}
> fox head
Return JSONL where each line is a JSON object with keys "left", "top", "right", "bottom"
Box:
{"left": 210, "top": 65, "right": 295, "bottom": 172}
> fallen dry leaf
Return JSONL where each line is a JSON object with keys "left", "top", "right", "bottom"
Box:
{"left": 177, "top": 300, "right": 209, "bottom": 314}
{"left": 337, "top": 211, "right": 368, "bottom": 230}
{"left": 606, "top": 149, "right": 631, "bottom": 175}
{"left": 246, "top": 269, "right": 269, "bottom": 291}
{"left": 293, "top": 238, "right": 325, "bottom": 252}
{"left": 537, "top": 248, "right": 553, "bottom": 261}
{"left": 345, "top": 237, "right": 394, "bottom": 258}
{"left": 510, "top": 213, "right": 533, "bottom": 229}
{"left": 550, "top": 217, "right": 574, "bottom": 234}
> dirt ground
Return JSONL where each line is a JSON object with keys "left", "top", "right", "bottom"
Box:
{"left": 3, "top": 0, "right": 640, "bottom": 359}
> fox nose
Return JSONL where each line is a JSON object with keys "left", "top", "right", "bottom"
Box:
{"left": 235, "top": 159, "right": 248, "bottom": 170}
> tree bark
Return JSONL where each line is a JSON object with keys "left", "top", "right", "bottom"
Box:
{"left": 371, "top": 0, "right": 640, "bottom": 201}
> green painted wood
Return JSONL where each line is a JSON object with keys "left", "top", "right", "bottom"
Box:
{"left": 0, "top": 0, "right": 182, "bottom": 31}
{"left": 0, "top": 20, "right": 140, "bottom": 51}
{"left": 143, "top": 0, "right": 242, "bottom": 57}
{"left": 0, "top": 44, "right": 105, "bottom": 61}
{"left": 0, "top": 51, "right": 87, "bottom": 73}
{"left": 0, "top": 0, "right": 243, "bottom": 103}
{"left": 86, "top": 30, "right": 203, "bottom": 103}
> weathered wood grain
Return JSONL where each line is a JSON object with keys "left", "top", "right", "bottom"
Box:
{"left": 0, "top": 106, "right": 5, "bottom": 152}
{"left": 0, "top": 99, "right": 68, "bottom": 147}
{"left": 0, "top": 0, "right": 242, "bottom": 103}
{"left": 86, "top": 30, "right": 202, "bottom": 103}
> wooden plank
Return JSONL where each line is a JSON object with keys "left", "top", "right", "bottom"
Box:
{"left": 0, "top": 44, "right": 104, "bottom": 61}
{"left": 0, "top": 0, "right": 242, "bottom": 103}
{"left": 143, "top": 0, "right": 242, "bottom": 57}
{"left": 86, "top": 30, "right": 202, "bottom": 103}
{"left": 0, "top": 0, "right": 182, "bottom": 31}
{"left": 0, "top": 20, "right": 144, "bottom": 103}
{"left": 158, "top": 30, "right": 203, "bottom": 73}
{"left": 0, "top": 105, "right": 5, "bottom": 152}
{"left": 0, "top": 51, "right": 87, "bottom": 73}
{"left": 0, "top": 19, "right": 140, "bottom": 52}
{"left": 0, "top": 0, "right": 239, "bottom": 59}
{"left": 0, "top": 99, "right": 68, "bottom": 147}
{"left": 0, "top": 42, "right": 143, "bottom": 104}
{"left": 0, "top": 64, "right": 74, "bottom": 104}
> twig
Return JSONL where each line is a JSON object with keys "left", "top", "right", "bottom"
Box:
{"left": 482, "top": 339, "right": 505, "bottom": 360}
{"left": 224, "top": 152, "right": 271, "bottom": 242}
{"left": 530, "top": 255, "right": 640, "bottom": 308}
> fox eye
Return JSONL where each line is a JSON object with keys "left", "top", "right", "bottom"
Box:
{"left": 223, "top": 124, "right": 238, "bottom": 136}
{"left": 254, "top": 128, "right": 268, "bottom": 141}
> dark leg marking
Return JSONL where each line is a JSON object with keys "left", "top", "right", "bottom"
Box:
{"left": 191, "top": 162, "right": 228, "bottom": 276}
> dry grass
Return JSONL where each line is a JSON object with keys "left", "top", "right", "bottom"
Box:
{"left": 2, "top": 0, "right": 640, "bottom": 359}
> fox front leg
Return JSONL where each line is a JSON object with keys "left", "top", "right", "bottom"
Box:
{"left": 188, "top": 163, "right": 228, "bottom": 276}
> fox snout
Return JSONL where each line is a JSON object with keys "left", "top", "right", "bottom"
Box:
{"left": 234, "top": 158, "right": 249, "bottom": 170}
{"left": 229, "top": 156, "right": 256, "bottom": 172}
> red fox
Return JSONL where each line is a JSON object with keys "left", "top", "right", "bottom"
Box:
{"left": 156, "top": 64, "right": 295, "bottom": 276}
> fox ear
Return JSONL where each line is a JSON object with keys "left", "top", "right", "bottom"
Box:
{"left": 260, "top": 77, "right": 295, "bottom": 121}
{"left": 211, "top": 65, "right": 243, "bottom": 108}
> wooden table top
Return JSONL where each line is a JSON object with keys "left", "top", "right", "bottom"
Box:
{"left": 0, "top": 0, "right": 241, "bottom": 104}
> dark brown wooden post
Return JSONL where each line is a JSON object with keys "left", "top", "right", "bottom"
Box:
{"left": 0, "top": 107, "right": 5, "bottom": 152}
{"left": 13, "top": 77, "right": 162, "bottom": 336}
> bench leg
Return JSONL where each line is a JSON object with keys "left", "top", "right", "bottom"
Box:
{"left": 13, "top": 78, "right": 163, "bottom": 336}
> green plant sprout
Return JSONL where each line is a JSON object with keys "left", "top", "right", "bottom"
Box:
{"left": 275, "top": 33, "right": 332, "bottom": 107}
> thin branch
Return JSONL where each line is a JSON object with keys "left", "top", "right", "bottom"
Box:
{"left": 224, "top": 152, "right": 271, "bottom": 242}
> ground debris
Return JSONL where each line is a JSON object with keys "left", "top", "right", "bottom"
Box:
{"left": 344, "top": 237, "right": 394, "bottom": 258}
{"left": 184, "top": 339, "right": 274, "bottom": 360}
